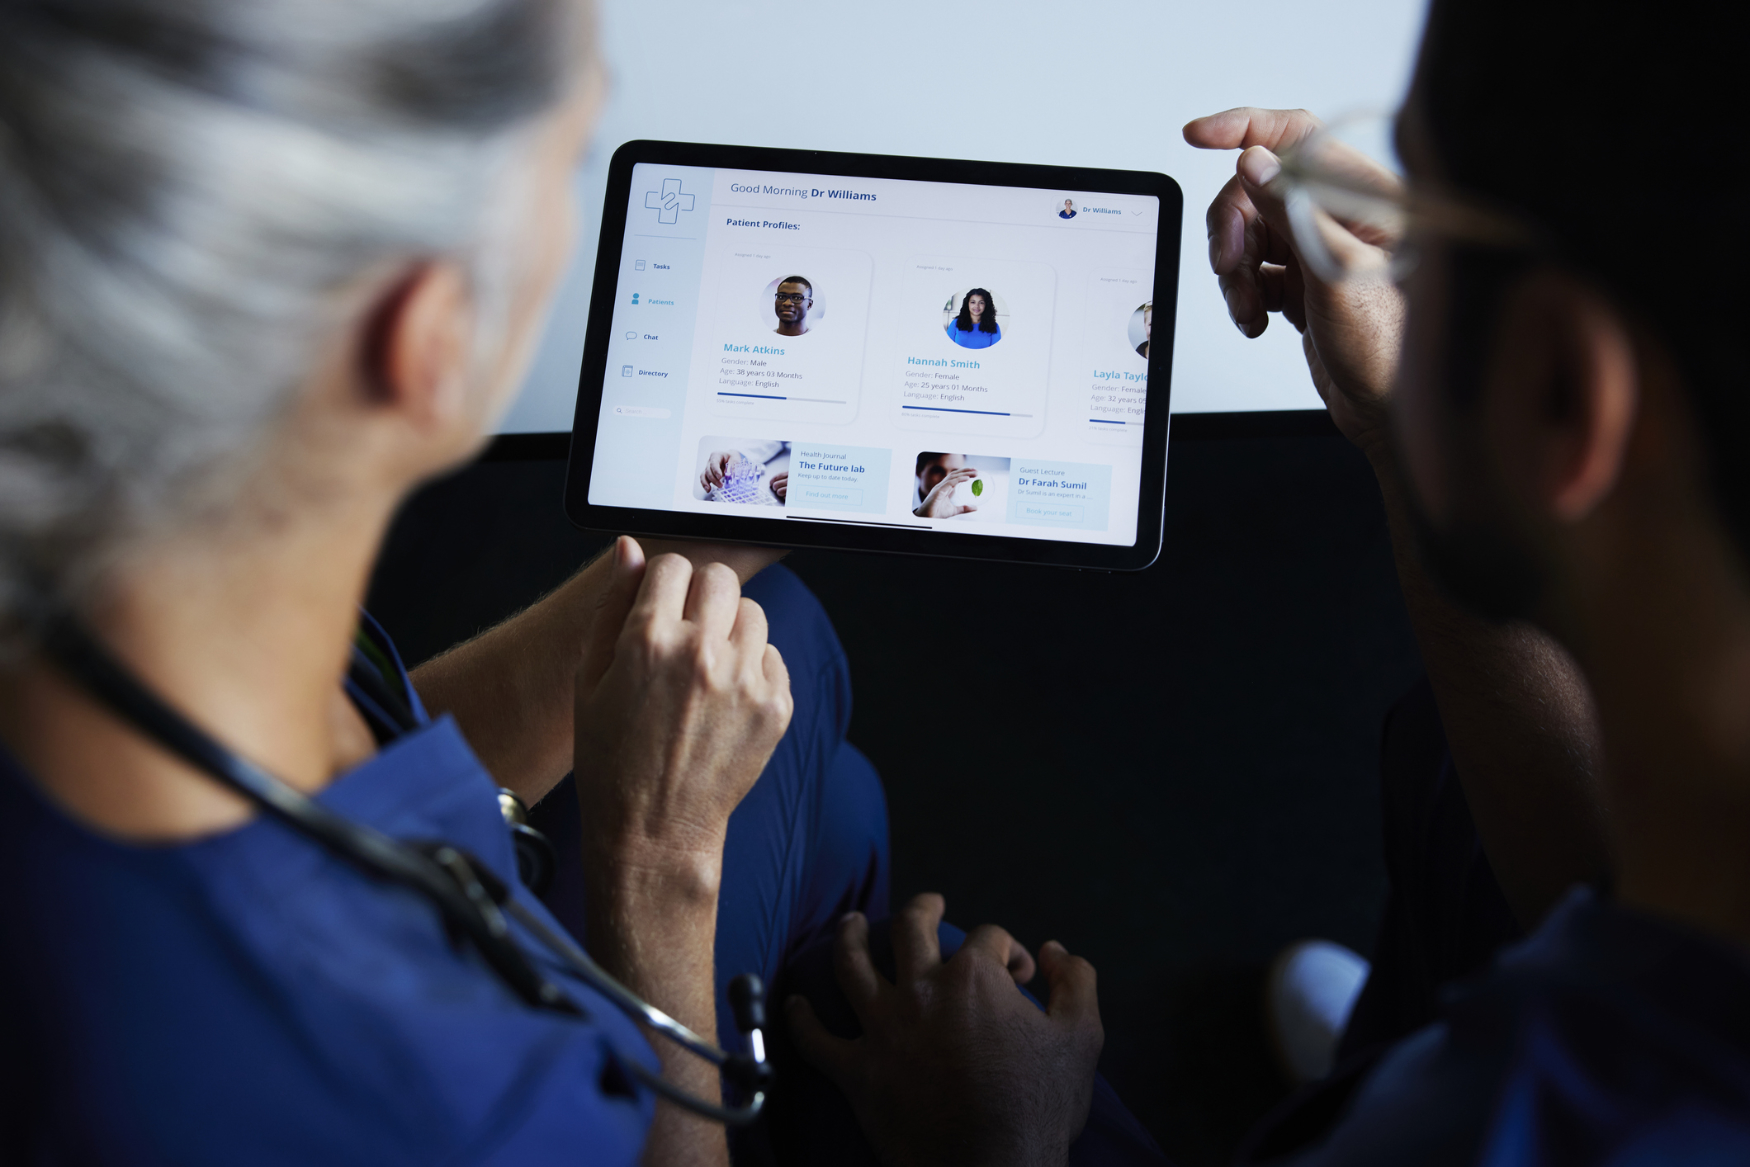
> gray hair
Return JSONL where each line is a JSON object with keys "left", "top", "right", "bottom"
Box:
{"left": 0, "top": 0, "right": 579, "bottom": 642}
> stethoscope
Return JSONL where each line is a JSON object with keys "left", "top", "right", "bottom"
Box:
{"left": 42, "top": 616, "right": 772, "bottom": 1127}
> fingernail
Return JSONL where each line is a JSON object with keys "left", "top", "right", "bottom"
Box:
{"left": 1239, "top": 147, "right": 1281, "bottom": 187}
{"left": 1223, "top": 283, "right": 1241, "bottom": 325}
{"left": 613, "top": 537, "right": 628, "bottom": 566}
{"left": 1207, "top": 230, "right": 1222, "bottom": 272}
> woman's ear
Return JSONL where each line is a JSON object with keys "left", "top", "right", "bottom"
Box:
{"left": 1482, "top": 269, "right": 1639, "bottom": 524}
{"left": 360, "top": 261, "right": 476, "bottom": 432}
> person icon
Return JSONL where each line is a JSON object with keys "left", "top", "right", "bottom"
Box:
{"left": 772, "top": 276, "right": 812, "bottom": 337}
{"left": 1136, "top": 301, "right": 1152, "bottom": 360}
{"left": 944, "top": 288, "right": 1002, "bottom": 350}
{"left": 1058, "top": 199, "right": 1077, "bottom": 219}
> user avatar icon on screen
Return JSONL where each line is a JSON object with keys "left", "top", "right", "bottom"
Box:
{"left": 1059, "top": 198, "right": 1077, "bottom": 219}
{"left": 772, "top": 276, "right": 813, "bottom": 337}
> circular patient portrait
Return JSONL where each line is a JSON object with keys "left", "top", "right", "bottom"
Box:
{"left": 762, "top": 275, "right": 822, "bottom": 337}
{"left": 1128, "top": 301, "right": 1154, "bottom": 361}
{"left": 940, "top": 287, "right": 1008, "bottom": 351}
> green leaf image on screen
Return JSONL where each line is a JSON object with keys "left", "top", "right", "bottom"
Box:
{"left": 971, "top": 478, "right": 984, "bottom": 497}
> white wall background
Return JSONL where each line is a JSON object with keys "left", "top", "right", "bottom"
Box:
{"left": 500, "top": 0, "right": 1428, "bottom": 434}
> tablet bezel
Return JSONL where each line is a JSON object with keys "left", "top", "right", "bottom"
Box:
{"left": 562, "top": 140, "right": 1182, "bottom": 571}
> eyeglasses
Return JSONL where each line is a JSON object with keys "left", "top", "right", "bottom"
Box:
{"left": 1274, "top": 111, "right": 1536, "bottom": 284}
{"left": 774, "top": 291, "right": 809, "bottom": 304}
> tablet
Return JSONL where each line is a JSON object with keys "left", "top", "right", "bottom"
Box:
{"left": 563, "top": 141, "right": 1181, "bottom": 571}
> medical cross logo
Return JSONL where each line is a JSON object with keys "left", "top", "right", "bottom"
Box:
{"left": 644, "top": 178, "right": 695, "bottom": 224}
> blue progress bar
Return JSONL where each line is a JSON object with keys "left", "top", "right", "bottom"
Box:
{"left": 902, "top": 405, "right": 1011, "bottom": 417}
{"left": 718, "top": 392, "right": 786, "bottom": 400}
{"left": 1088, "top": 418, "right": 1126, "bottom": 425}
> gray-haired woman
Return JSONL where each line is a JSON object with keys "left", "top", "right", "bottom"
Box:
{"left": 0, "top": 1, "right": 812, "bottom": 1162}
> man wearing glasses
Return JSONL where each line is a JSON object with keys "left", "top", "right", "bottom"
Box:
{"left": 772, "top": 275, "right": 813, "bottom": 337}
{"left": 777, "top": 0, "right": 1750, "bottom": 1162}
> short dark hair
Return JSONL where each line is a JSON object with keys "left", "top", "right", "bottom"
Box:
{"left": 776, "top": 275, "right": 811, "bottom": 295}
{"left": 1420, "top": 0, "right": 1749, "bottom": 564}
{"left": 915, "top": 451, "right": 948, "bottom": 476}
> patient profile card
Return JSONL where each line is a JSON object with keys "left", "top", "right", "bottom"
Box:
{"left": 708, "top": 246, "right": 873, "bottom": 425}
{"left": 896, "top": 257, "right": 1055, "bottom": 439}
{"left": 1082, "top": 272, "right": 1152, "bottom": 444}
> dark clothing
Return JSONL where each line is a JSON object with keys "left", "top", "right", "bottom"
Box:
{"left": 1242, "top": 677, "right": 1750, "bottom": 1166}
{"left": 0, "top": 566, "right": 887, "bottom": 1164}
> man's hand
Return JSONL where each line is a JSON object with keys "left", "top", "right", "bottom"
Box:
{"left": 787, "top": 894, "right": 1103, "bottom": 1167}
{"left": 914, "top": 468, "right": 979, "bottom": 518}
{"left": 574, "top": 536, "right": 792, "bottom": 878}
{"left": 1183, "top": 107, "right": 1404, "bottom": 456}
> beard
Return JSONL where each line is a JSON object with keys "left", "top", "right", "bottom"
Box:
{"left": 1398, "top": 436, "right": 1545, "bottom": 623}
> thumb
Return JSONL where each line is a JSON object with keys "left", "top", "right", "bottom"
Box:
{"left": 1238, "top": 146, "right": 1374, "bottom": 284}
{"left": 577, "top": 536, "right": 646, "bottom": 694}
{"left": 784, "top": 995, "right": 857, "bottom": 1086}
{"left": 1236, "top": 146, "right": 1297, "bottom": 251}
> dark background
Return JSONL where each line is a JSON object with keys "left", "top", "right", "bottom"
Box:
{"left": 365, "top": 413, "right": 1424, "bottom": 1166}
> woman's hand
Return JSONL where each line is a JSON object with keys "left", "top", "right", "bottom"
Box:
{"left": 699, "top": 450, "right": 737, "bottom": 493}
{"left": 1183, "top": 107, "right": 1405, "bottom": 458}
{"left": 914, "top": 467, "right": 979, "bottom": 518}
{"left": 573, "top": 536, "right": 793, "bottom": 889}
{"left": 788, "top": 894, "right": 1104, "bottom": 1167}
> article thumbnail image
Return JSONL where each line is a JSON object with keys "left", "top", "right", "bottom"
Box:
{"left": 940, "top": 287, "right": 1007, "bottom": 350}
{"left": 694, "top": 437, "right": 789, "bottom": 506}
{"left": 912, "top": 452, "right": 1011, "bottom": 521}
{"left": 761, "top": 276, "right": 823, "bottom": 337}
{"left": 1128, "top": 300, "right": 1153, "bottom": 361}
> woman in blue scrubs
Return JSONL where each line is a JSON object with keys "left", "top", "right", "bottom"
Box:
{"left": 945, "top": 287, "right": 1003, "bottom": 349}
{"left": 0, "top": 2, "right": 889, "bottom": 1163}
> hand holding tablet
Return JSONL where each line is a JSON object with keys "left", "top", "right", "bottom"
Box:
{"left": 565, "top": 142, "right": 1181, "bottom": 570}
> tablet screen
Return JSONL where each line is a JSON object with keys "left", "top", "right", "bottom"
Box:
{"left": 577, "top": 154, "right": 1169, "bottom": 555}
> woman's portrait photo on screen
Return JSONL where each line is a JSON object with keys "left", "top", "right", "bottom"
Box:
{"left": 941, "top": 287, "right": 1005, "bottom": 350}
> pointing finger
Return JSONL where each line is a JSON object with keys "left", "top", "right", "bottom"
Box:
{"left": 1184, "top": 106, "right": 1323, "bottom": 153}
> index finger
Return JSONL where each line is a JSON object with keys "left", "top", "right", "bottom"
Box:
{"left": 1183, "top": 106, "right": 1322, "bottom": 153}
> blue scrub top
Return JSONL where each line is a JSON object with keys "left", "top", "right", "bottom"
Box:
{"left": 0, "top": 624, "right": 656, "bottom": 1164}
{"left": 1292, "top": 887, "right": 1750, "bottom": 1165}
{"left": 945, "top": 322, "right": 1001, "bottom": 349}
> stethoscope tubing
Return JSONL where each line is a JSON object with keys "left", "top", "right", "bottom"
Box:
{"left": 40, "top": 616, "right": 768, "bottom": 1127}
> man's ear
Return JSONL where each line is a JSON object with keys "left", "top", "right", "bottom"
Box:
{"left": 1483, "top": 269, "right": 1639, "bottom": 524}
{"left": 361, "top": 261, "right": 476, "bottom": 431}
